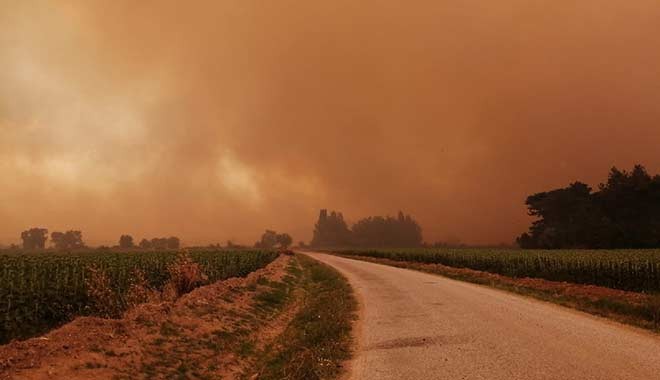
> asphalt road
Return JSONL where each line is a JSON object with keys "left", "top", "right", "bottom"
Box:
{"left": 306, "top": 252, "right": 660, "bottom": 380}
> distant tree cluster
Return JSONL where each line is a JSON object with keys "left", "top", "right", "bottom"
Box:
{"left": 20, "top": 228, "right": 49, "bottom": 250}
{"left": 51, "top": 231, "right": 84, "bottom": 250}
{"left": 119, "top": 235, "right": 135, "bottom": 249}
{"left": 254, "top": 230, "right": 293, "bottom": 249}
{"left": 518, "top": 165, "right": 660, "bottom": 249}
{"left": 202, "top": 241, "right": 248, "bottom": 249}
{"left": 226, "top": 240, "right": 242, "bottom": 249}
{"left": 352, "top": 212, "right": 423, "bottom": 247}
{"left": 311, "top": 210, "right": 352, "bottom": 247}
{"left": 137, "top": 237, "right": 181, "bottom": 250}
{"left": 17, "top": 230, "right": 185, "bottom": 251}
{"left": 20, "top": 228, "right": 85, "bottom": 251}
{"left": 310, "top": 209, "right": 423, "bottom": 248}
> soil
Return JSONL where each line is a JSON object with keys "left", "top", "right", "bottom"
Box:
{"left": 0, "top": 255, "right": 297, "bottom": 380}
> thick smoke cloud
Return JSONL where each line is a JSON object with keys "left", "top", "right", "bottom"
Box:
{"left": 1, "top": 0, "right": 660, "bottom": 245}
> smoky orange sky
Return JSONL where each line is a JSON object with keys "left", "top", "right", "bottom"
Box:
{"left": 2, "top": 0, "right": 660, "bottom": 246}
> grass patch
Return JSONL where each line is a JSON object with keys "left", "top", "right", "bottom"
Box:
{"left": 256, "top": 254, "right": 357, "bottom": 380}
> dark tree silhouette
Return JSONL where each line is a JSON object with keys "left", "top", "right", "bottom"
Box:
{"left": 143, "top": 236, "right": 180, "bottom": 250}
{"left": 151, "top": 238, "right": 166, "bottom": 250}
{"left": 119, "top": 235, "right": 135, "bottom": 249}
{"left": 225, "top": 240, "right": 246, "bottom": 249}
{"left": 309, "top": 209, "right": 423, "bottom": 248}
{"left": 311, "top": 209, "right": 352, "bottom": 247}
{"left": 139, "top": 238, "right": 152, "bottom": 249}
{"left": 20, "top": 228, "right": 49, "bottom": 250}
{"left": 50, "top": 231, "right": 85, "bottom": 250}
{"left": 50, "top": 232, "right": 65, "bottom": 250}
{"left": 167, "top": 236, "right": 181, "bottom": 249}
{"left": 351, "top": 211, "right": 423, "bottom": 247}
{"left": 255, "top": 230, "right": 279, "bottom": 249}
{"left": 254, "top": 230, "right": 293, "bottom": 249}
{"left": 276, "top": 233, "right": 293, "bottom": 249}
{"left": 518, "top": 165, "right": 660, "bottom": 249}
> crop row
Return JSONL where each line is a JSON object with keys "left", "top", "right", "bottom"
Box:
{"left": 336, "top": 248, "right": 660, "bottom": 293}
{"left": 0, "top": 249, "right": 278, "bottom": 344}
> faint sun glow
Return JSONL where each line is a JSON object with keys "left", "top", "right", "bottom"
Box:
{"left": 218, "top": 153, "right": 261, "bottom": 204}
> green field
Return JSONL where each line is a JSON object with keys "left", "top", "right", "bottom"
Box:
{"left": 0, "top": 249, "right": 278, "bottom": 344}
{"left": 335, "top": 248, "right": 660, "bottom": 293}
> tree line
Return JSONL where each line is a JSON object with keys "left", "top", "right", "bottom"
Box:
{"left": 120, "top": 235, "right": 181, "bottom": 250}
{"left": 15, "top": 228, "right": 293, "bottom": 252}
{"left": 20, "top": 229, "right": 86, "bottom": 250}
{"left": 518, "top": 165, "right": 660, "bottom": 249}
{"left": 17, "top": 229, "right": 181, "bottom": 251}
{"left": 310, "top": 209, "right": 423, "bottom": 248}
{"left": 254, "top": 230, "right": 292, "bottom": 249}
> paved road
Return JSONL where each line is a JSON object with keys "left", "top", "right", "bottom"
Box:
{"left": 305, "top": 252, "right": 660, "bottom": 380}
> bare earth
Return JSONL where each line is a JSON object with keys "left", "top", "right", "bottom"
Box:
{"left": 306, "top": 252, "right": 660, "bottom": 380}
{"left": 0, "top": 256, "right": 295, "bottom": 380}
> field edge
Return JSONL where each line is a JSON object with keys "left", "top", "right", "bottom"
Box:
{"left": 254, "top": 253, "right": 358, "bottom": 380}
{"left": 323, "top": 252, "right": 660, "bottom": 334}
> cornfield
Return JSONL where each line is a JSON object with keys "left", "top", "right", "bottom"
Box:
{"left": 0, "top": 249, "right": 278, "bottom": 344}
{"left": 337, "top": 248, "right": 660, "bottom": 293}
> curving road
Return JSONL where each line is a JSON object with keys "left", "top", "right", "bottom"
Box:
{"left": 305, "top": 252, "right": 660, "bottom": 380}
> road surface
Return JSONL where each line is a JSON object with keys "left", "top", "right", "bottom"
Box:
{"left": 306, "top": 252, "right": 660, "bottom": 380}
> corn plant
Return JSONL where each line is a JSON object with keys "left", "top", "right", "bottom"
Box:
{"left": 0, "top": 249, "right": 277, "bottom": 344}
{"left": 337, "top": 248, "right": 660, "bottom": 292}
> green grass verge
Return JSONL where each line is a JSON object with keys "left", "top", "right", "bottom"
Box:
{"left": 256, "top": 254, "right": 357, "bottom": 380}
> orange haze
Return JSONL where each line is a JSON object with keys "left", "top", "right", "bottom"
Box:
{"left": 2, "top": 0, "right": 660, "bottom": 246}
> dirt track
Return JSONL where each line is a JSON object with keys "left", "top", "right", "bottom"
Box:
{"left": 306, "top": 252, "right": 660, "bottom": 380}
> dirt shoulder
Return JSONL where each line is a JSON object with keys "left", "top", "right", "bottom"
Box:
{"left": 255, "top": 254, "right": 357, "bottom": 380}
{"left": 1, "top": 255, "right": 295, "bottom": 380}
{"left": 0, "top": 254, "right": 357, "bottom": 380}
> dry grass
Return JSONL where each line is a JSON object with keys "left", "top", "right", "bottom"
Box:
{"left": 0, "top": 256, "right": 292, "bottom": 380}
{"left": 125, "top": 268, "right": 158, "bottom": 308}
{"left": 162, "top": 250, "right": 209, "bottom": 300}
{"left": 2, "top": 254, "right": 358, "bottom": 380}
{"left": 255, "top": 254, "right": 357, "bottom": 380}
{"left": 85, "top": 266, "right": 124, "bottom": 318}
{"left": 86, "top": 251, "right": 211, "bottom": 318}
